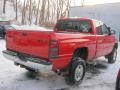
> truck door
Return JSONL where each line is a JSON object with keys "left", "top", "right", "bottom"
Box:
{"left": 95, "top": 22, "right": 105, "bottom": 58}
{"left": 101, "top": 24, "right": 115, "bottom": 55}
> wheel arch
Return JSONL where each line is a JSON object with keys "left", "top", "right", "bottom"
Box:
{"left": 72, "top": 47, "right": 88, "bottom": 61}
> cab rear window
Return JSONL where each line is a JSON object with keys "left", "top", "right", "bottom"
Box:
{"left": 56, "top": 20, "right": 92, "bottom": 33}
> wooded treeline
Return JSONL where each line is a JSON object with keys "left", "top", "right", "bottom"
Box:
{"left": 2, "top": 0, "right": 84, "bottom": 27}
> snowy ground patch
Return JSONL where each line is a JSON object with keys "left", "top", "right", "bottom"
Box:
{"left": 0, "top": 39, "right": 120, "bottom": 90}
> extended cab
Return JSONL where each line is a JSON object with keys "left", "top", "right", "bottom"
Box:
{"left": 3, "top": 18, "right": 118, "bottom": 85}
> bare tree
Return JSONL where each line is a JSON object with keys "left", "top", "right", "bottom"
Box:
{"left": 15, "top": 0, "right": 18, "bottom": 20}
{"left": 3, "top": 0, "right": 7, "bottom": 14}
{"left": 3, "top": 0, "right": 71, "bottom": 26}
{"left": 12, "top": 0, "right": 16, "bottom": 11}
{"left": 39, "top": 0, "right": 46, "bottom": 25}
{"left": 81, "top": 0, "right": 84, "bottom": 7}
{"left": 56, "top": 0, "right": 70, "bottom": 20}
{"left": 35, "top": 0, "right": 40, "bottom": 24}
{"left": 46, "top": 0, "right": 50, "bottom": 22}
{"left": 62, "top": 0, "right": 71, "bottom": 17}
{"left": 28, "top": 0, "right": 32, "bottom": 24}
{"left": 51, "top": 0, "right": 56, "bottom": 21}
{"left": 21, "top": 0, "right": 26, "bottom": 24}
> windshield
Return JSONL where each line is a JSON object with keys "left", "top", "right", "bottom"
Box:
{"left": 56, "top": 20, "right": 92, "bottom": 33}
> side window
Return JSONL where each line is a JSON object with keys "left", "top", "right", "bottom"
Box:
{"left": 95, "top": 21, "right": 103, "bottom": 35}
{"left": 102, "top": 24, "right": 110, "bottom": 35}
{"left": 96, "top": 26, "right": 103, "bottom": 35}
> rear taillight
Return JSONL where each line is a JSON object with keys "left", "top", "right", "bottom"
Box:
{"left": 49, "top": 40, "right": 59, "bottom": 59}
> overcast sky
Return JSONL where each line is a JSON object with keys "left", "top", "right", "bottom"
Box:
{"left": 72, "top": 0, "right": 120, "bottom": 6}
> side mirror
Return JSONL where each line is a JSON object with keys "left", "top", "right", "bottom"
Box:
{"left": 110, "top": 30, "right": 116, "bottom": 35}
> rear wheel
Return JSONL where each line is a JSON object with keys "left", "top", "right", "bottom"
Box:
{"left": 67, "top": 57, "right": 86, "bottom": 85}
{"left": 107, "top": 48, "right": 117, "bottom": 64}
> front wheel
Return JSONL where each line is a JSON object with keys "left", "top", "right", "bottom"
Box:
{"left": 108, "top": 48, "right": 117, "bottom": 64}
{"left": 67, "top": 57, "right": 86, "bottom": 85}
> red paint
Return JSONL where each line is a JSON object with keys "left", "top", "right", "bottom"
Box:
{"left": 6, "top": 18, "right": 117, "bottom": 70}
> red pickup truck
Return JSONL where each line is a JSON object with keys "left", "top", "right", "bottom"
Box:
{"left": 3, "top": 18, "right": 118, "bottom": 85}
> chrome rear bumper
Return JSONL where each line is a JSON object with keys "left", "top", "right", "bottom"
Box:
{"left": 2, "top": 50, "right": 53, "bottom": 72}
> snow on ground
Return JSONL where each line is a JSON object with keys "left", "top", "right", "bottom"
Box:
{"left": 0, "top": 39, "right": 120, "bottom": 90}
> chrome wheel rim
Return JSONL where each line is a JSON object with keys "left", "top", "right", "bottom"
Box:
{"left": 74, "top": 65, "right": 84, "bottom": 81}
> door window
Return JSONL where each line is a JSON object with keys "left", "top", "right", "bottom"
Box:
{"left": 96, "top": 25, "right": 103, "bottom": 35}
{"left": 95, "top": 21, "right": 103, "bottom": 35}
{"left": 101, "top": 24, "right": 110, "bottom": 35}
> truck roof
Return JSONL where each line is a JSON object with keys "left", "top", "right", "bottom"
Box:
{"left": 59, "top": 17, "right": 104, "bottom": 23}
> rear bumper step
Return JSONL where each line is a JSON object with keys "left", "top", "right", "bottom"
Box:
{"left": 2, "top": 50, "right": 53, "bottom": 72}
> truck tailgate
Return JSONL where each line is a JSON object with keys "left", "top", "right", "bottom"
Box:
{"left": 6, "top": 30, "right": 51, "bottom": 60}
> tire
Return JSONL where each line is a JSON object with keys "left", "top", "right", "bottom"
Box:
{"left": 116, "top": 77, "right": 120, "bottom": 90}
{"left": 67, "top": 57, "right": 86, "bottom": 85}
{"left": 108, "top": 48, "right": 117, "bottom": 64}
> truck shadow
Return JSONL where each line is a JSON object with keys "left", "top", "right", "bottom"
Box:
{"left": 85, "top": 58, "right": 108, "bottom": 80}
{"left": 7, "top": 58, "right": 110, "bottom": 90}
{"left": 7, "top": 59, "right": 109, "bottom": 90}
{"left": 25, "top": 58, "right": 108, "bottom": 79}
{"left": 24, "top": 71, "right": 70, "bottom": 90}
{"left": 25, "top": 61, "right": 108, "bottom": 82}
{"left": 23, "top": 58, "right": 109, "bottom": 88}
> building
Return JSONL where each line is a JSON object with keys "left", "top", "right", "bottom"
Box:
{"left": 69, "top": 2, "right": 120, "bottom": 41}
